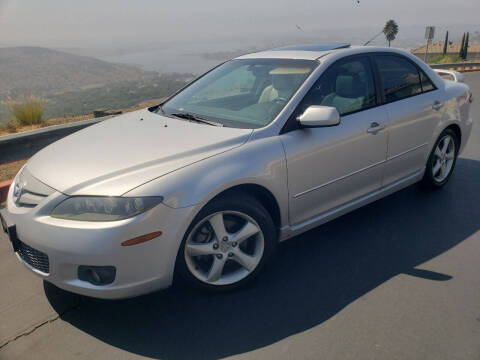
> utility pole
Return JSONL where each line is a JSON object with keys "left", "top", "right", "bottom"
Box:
{"left": 424, "top": 26, "right": 435, "bottom": 62}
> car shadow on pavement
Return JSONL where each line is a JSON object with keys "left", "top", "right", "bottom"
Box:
{"left": 45, "top": 158, "right": 480, "bottom": 360}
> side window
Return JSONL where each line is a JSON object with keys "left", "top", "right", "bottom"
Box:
{"left": 420, "top": 71, "right": 435, "bottom": 92}
{"left": 375, "top": 55, "right": 422, "bottom": 103}
{"left": 297, "top": 56, "right": 376, "bottom": 116}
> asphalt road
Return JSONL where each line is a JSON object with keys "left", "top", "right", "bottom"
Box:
{"left": 1, "top": 73, "right": 480, "bottom": 360}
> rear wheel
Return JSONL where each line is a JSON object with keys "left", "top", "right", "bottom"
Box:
{"left": 421, "top": 129, "right": 458, "bottom": 188}
{"left": 176, "top": 195, "right": 277, "bottom": 291}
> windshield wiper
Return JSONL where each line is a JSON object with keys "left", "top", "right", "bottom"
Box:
{"left": 170, "top": 113, "right": 223, "bottom": 127}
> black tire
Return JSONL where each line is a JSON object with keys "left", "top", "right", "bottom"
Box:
{"left": 175, "top": 194, "right": 277, "bottom": 292}
{"left": 421, "top": 128, "right": 459, "bottom": 189}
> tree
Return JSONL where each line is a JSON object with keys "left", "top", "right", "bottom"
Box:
{"left": 442, "top": 31, "right": 449, "bottom": 56}
{"left": 459, "top": 33, "right": 466, "bottom": 59}
{"left": 383, "top": 20, "right": 399, "bottom": 47}
{"left": 464, "top": 32, "right": 470, "bottom": 60}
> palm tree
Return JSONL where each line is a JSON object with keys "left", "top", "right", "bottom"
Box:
{"left": 464, "top": 32, "right": 470, "bottom": 60}
{"left": 442, "top": 31, "right": 449, "bottom": 56}
{"left": 459, "top": 33, "right": 466, "bottom": 59}
{"left": 383, "top": 20, "right": 399, "bottom": 47}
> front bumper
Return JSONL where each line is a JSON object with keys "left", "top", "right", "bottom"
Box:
{"left": 2, "top": 188, "right": 198, "bottom": 299}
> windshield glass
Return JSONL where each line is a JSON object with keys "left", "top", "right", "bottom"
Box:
{"left": 160, "top": 59, "right": 318, "bottom": 128}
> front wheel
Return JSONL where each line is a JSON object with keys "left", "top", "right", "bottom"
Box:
{"left": 421, "top": 129, "right": 459, "bottom": 188}
{"left": 176, "top": 195, "right": 277, "bottom": 291}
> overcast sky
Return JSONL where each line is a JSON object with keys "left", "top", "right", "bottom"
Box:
{"left": 1, "top": 0, "right": 479, "bottom": 48}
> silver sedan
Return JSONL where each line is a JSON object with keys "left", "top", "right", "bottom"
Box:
{"left": 0, "top": 44, "right": 473, "bottom": 298}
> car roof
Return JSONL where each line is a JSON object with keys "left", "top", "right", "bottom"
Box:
{"left": 272, "top": 43, "right": 351, "bottom": 51}
{"left": 235, "top": 43, "right": 348, "bottom": 61}
{"left": 235, "top": 50, "right": 330, "bottom": 60}
{"left": 234, "top": 45, "right": 409, "bottom": 61}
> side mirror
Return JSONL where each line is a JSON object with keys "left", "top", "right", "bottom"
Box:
{"left": 297, "top": 105, "right": 340, "bottom": 128}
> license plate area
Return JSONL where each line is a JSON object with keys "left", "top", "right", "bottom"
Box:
{"left": 0, "top": 211, "right": 20, "bottom": 252}
{"left": 7, "top": 226, "right": 21, "bottom": 252}
{"left": 0, "top": 211, "right": 7, "bottom": 233}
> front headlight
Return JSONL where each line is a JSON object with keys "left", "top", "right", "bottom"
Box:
{"left": 51, "top": 196, "right": 163, "bottom": 221}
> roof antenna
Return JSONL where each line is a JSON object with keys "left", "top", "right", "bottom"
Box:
{"left": 363, "top": 29, "right": 383, "bottom": 46}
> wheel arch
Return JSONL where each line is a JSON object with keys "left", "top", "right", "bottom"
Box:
{"left": 206, "top": 183, "right": 282, "bottom": 235}
{"left": 427, "top": 122, "right": 463, "bottom": 163}
{"left": 175, "top": 183, "right": 280, "bottom": 289}
{"left": 444, "top": 123, "right": 462, "bottom": 149}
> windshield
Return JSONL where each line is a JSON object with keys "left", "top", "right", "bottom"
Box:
{"left": 159, "top": 59, "right": 318, "bottom": 128}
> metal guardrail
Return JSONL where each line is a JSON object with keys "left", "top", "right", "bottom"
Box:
{"left": 0, "top": 116, "right": 112, "bottom": 163}
{"left": 1, "top": 62, "right": 479, "bottom": 164}
{"left": 430, "top": 62, "right": 480, "bottom": 71}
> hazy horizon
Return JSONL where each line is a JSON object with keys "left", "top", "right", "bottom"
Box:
{"left": 1, "top": 0, "right": 479, "bottom": 73}
{"left": 1, "top": 0, "right": 479, "bottom": 47}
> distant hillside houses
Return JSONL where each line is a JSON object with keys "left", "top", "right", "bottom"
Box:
{"left": 412, "top": 42, "right": 480, "bottom": 61}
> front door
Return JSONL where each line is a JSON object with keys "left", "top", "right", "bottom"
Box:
{"left": 280, "top": 55, "right": 388, "bottom": 226}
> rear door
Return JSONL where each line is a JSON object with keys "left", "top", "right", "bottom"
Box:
{"left": 373, "top": 54, "right": 442, "bottom": 186}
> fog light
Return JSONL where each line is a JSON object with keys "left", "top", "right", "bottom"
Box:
{"left": 78, "top": 265, "right": 116, "bottom": 285}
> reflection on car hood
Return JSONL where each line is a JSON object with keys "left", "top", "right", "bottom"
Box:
{"left": 26, "top": 109, "right": 252, "bottom": 196}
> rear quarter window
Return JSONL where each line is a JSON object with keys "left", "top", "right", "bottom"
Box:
{"left": 420, "top": 71, "right": 435, "bottom": 92}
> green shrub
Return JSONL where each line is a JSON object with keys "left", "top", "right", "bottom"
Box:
{"left": 7, "top": 96, "right": 46, "bottom": 127}
{"left": 428, "top": 54, "right": 463, "bottom": 64}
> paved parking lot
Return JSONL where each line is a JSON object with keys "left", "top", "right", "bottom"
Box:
{"left": 1, "top": 73, "right": 479, "bottom": 360}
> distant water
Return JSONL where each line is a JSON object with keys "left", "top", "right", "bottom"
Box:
{"left": 99, "top": 49, "right": 220, "bottom": 74}
{"left": 96, "top": 40, "right": 254, "bottom": 74}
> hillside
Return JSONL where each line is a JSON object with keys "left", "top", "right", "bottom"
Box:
{"left": 0, "top": 47, "right": 159, "bottom": 97}
{"left": 0, "top": 47, "right": 192, "bottom": 124}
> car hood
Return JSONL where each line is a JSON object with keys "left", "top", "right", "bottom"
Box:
{"left": 26, "top": 109, "right": 252, "bottom": 196}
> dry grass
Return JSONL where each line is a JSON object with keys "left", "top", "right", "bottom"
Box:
{"left": 0, "top": 113, "right": 89, "bottom": 136}
{"left": 0, "top": 98, "right": 163, "bottom": 136}
{"left": 413, "top": 41, "right": 480, "bottom": 54}
{"left": 0, "top": 158, "right": 28, "bottom": 182}
{"left": 6, "top": 96, "right": 46, "bottom": 128}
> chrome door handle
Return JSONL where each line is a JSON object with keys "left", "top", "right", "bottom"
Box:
{"left": 367, "top": 122, "right": 385, "bottom": 134}
{"left": 432, "top": 100, "right": 444, "bottom": 110}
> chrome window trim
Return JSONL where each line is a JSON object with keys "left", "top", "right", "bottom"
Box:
{"left": 248, "top": 47, "right": 446, "bottom": 138}
{"left": 373, "top": 53, "right": 438, "bottom": 105}
{"left": 277, "top": 53, "right": 384, "bottom": 134}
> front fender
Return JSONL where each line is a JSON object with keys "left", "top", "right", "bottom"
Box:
{"left": 124, "top": 136, "right": 289, "bottom": 227}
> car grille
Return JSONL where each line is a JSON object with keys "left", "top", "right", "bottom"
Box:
{"left": 13, "top": 168, "right": 55, "bottom": 208}
{"left": 17, "top": 240, "right": 50, "bottom": 274}
{"left": 15, "top": 190, "right": 49, "bottom": 208}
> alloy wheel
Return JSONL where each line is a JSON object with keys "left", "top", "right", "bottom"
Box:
{"left": 184, "top": 211, "right": 265, "bottom": 286}
{"left": 432, "top": 134, "right": 456, "bottom": 183}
